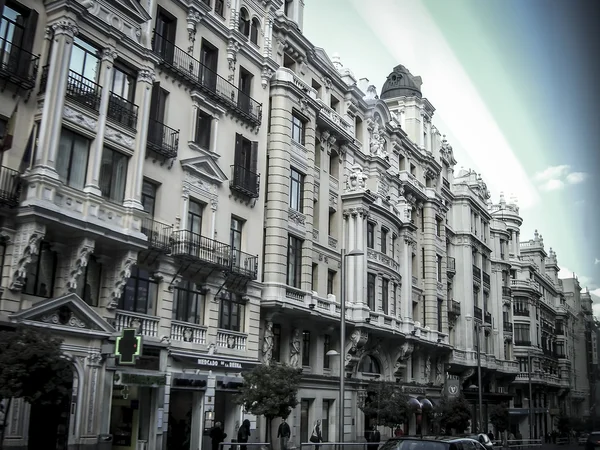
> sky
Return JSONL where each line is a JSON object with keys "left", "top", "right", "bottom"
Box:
{"left": 303, "top": 0, "right": 600, "bottom": 312}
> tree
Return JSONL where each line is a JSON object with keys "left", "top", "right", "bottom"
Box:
{"left": 0, "top": 326, "right": 72, "bottom": 449}
{"left": 437, "top": 396, "right": 472, "bottom": 434}
{"left": 489, "top": 402, "right": 510, "bottom": 433}
{"left": 557, "top": 414, "right": 571, "bottom": 434}
{"left": 358, "top": 382, "right": 410, "bottom": 429}
{"left": 235, "top": 364, "right": 302, "bottom": 442}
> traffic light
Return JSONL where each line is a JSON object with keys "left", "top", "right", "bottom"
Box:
{"left": 116, "top": 328, "right": 142, "bottom": 365}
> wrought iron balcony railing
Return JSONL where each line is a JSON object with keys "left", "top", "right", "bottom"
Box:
{"left": 230, "top": 165, "right": 260, "bottom": 198}
{"left": 0, "top": 36, "right": 39, "bottom": 90}
{"left": 447, "top": 256, "right": 456, "bottom": 273}
{"left": 171, "top": 230, "right": 231, "bottom": 269}
{"left": 503, "top": 321, "right": 513, "bottom": 333}
{"left": 107, "top": 92, "right": 139, "bottom": 129}
{"left": 482, "top": 271, "right": 490, "bottom": 286}
{"left": 502, "top": 286, "right": 512, "bottom": 298}
{"left": 147, "top": 118, "right": 179, "bottom": 160}
{"left": 65, "top": 70, "right": 102, "bottom": 111}
{"left": 484, "top": 311, "right": 492, "bottom": 324}
{"left": 0, "top": 165, "right": 21, "bottom": 207}
{"left": 448, "top": 299, "right": 461, "bottom": 316}
{"left": 472, "top": 264, "right": 481, "bottom": 282}
{"left": 151, "top": 31, "right": 262, "bottom": 125}
{"left": 231, "top": 248, "right": 258, "bottom": 280}
{"left": 473, "top": 305, "right": 483, "bottom": 321}
{"left": 513, "top": 307, "right": 530, "bottom": 317}
{"left": 141, "top": 217, "right": 173, "bottom": 252}
{"left": 442, "top": 177, "right": 450, "bottom": 190}
{"left": 514, "top": 340, "right": 531, "bottom": 346}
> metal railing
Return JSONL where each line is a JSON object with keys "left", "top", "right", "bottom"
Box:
{"left": 107, "top": 92, "right": 139, "bottom": 129}
{"left": 503, "top": 321, "right": 513, "bottom": 332}
{"left": 514, "top": 340, "right": 531, "bottom": 346}
{"left": 442, "top": 177, "right": 450, "bottom": 189}
{"left": 171, "top": 230, "right": 231, "bottom": 268}
{"left": 0, "top": 165, "right": 21, "bottom": 207}
{"left": 502, "top": 286, "right": 512, "bottom": 297}
{"left": 513, "top": 307, "right": 530, "bottom": 317}
{"left": 146, "top": 118, "right": 179, "bottom": 159}
{"left": 484, "top": 311, "right": 492, "bottom": 324}
{"left": 448, "top": 299, "right": 461, "bottom": 316}
{"left": 151, "top": 31, "right": 262, "bottom": 124}
{"left": 0, "top": 36, "right": 39, "bottom": 89}
{"left": 231, "top": 248, "right": 258, "bottom": 279}
{"left": 141, "top": 217, "right": 173, "bottom": 252}
{"left": 474, "top": 305, "right": 483, "bottom": 321}
{"left": 447, "top": 256, "right": 456, "bottom": 272}
{"left": 482, "top": 271, "right": 490, "bottom": 286}
{"left": 66, "top": 70, "right": 102, "bottom": 111}
{"left": 230, "top": 164, "right": 260, "bottom": 198}
{"left": 472, "top": 264, "right": 481, "bottom": 282}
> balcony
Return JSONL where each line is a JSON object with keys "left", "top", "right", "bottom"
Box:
{"left": 502, "top": 286, "right": 512, "bottom": 298}
{"left": 513, "top": 308, "right": 530, "bottom": 317}
{"left": 442, "top": 177, "right": 450, "bottom": 190}
{"left": 147, "top": 118, "right": 179, "bottom": 160}
{"left": 514, "top": 340, "right": 531, "bottom": 346}
{"left": 230, "top": 165, "right": 260, "bottom": 198}
{"left": 114, "top": 310, "right": 159, "bottom": 338}
{"left": 448, "top": 299, "right": 461, "bottom": 317}
{"left": 0, "top": 36, "right": 39, "bottom": 91}
{"left": 151, "top": 32, "right": 262, "bottom": 126}
{"left": 141, "top": 217, "right": 173, "bottom": 253}
{"left": 484, "top": 311, "right": 492, "bottom": 324}
{"left": 0, "top": 166, "right": 21, "bottom": 208}
{"left": 170, "top": 321, "right": 207, "bottom": 344}
{"left": 316, "top": 99, "right": 354, "bottom": 142}
{"left": 447, "top": 256, "right": 456, "bottom": 277}
{"left": 107, "top": 92, "right": 138, "bottom": 129}
{"left": 216, "top": 329, "right": 247, "bottom": 351}
{"left": 171, "top": 230, "right": 231, "bottom": 270}
{"left": 472, "top": 265, "right": 481, "bottom": 283}
{"left": 556, "top": 326, "right": 565, "bottom": 336}
{"left": 231, "top": 248, "right": 258, "bottom": 280}
{"left": 482, "top": 271, "right": 490, "bottom": 288}
{"left": 474, "top": 305, "right": 483, "bottom": 321}
{"left": 503, "top": 321, "right": 513, "bottom": 333}
{"left": 65, "top": 70, "right": 102, "bottom": 112}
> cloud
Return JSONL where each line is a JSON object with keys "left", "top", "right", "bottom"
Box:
{"left": 533, "top": 165, "right": 589, "bottom": 191}
{"left": 558, "top": 266, "right": 596, "bottom": 289}
{"left": 595, "top": 258, "right": 600, "bottom": 265}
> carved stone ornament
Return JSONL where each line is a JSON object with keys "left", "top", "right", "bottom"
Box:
{"left": 345, "top": 163, "right": 368, "bottom": 193}
{"left": 398, "top": 341, "right": 414, "bottom": 362}
{"left": 137, "top": 68, "right": 156, "bottom": 85}
{"left": 289, "top": 328, "right": 301, "bottom": 367}
{"left": 262, "top": 321, "right": 274, "bottom": 365}
{"left": 369, "top": 121, "right": 387, "bottom": 159}
{"left": 108, "top": 251, "right": 138, "bottom": 308}
{"left": 187, "top": 9, "right": 202, "bottom": 53}
{"left": 10, "top": 225, "right": 46, "bottom": 291}
{"left": 345, "top": 329, "right": 369, "bottom": 370}
{"left": 41, "top": 306, "right": 86, "bottom": 329}
{"left": 66, "top": 238, "right": 95, "bottom": 293}
{"left": 50, "top": 18, "right": 79, "bottom": 38}
{"left": 104, "top": 127, "right": 135, "bottom": 150}
{"left": 86, "top": 351, "right": 103, "bottom": 366}
{"left": 226, "top": 39, "right": 240, "bottom": 82}
{"left": 261, "top": 67, "right": 274, "bottom": 89}
{"left": 288, "top": 210, "right": 306, "bottom": 226}
{"left": 64, "top": 106, "right": 98, "bottom": 132}
{"left": 101, "top": 46, "right": 118, "bottom": 63}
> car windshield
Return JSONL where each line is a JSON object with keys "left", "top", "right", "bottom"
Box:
{"left": 380, "top": 439, "right": 448, "bottom": 450}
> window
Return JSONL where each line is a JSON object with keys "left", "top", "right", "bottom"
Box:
{"left": 173, "top": 280, "right": 205, "bottom": 324}
{"left": 233, "top": 134, "right": 259, "bottom": 195}
{"left": 250, "top": 18, "right": 259, "bottom": 45}
{"left": 323, "top": 334, "right": 331, "bottom": 369}
{"left": 327, "top": 270, "right": 336, "bottom": 296}
{"left": 272, "top": 324, "right": 281, "bottom": 361}
{"left": 188, "top": 200, "right": 203, "bottom": 235}
{"left": 380, "top": 228, "right": 388, "bottom": 254}
{"left": 23, "top": 242, "right": 57, "bottom": 298}
{"left": 289, "top": 168, "right": 304, "bottom": 211}
{"left": 219, "top": 291, "right": 245, "bottom": 331}
{"left": 437, "top": 298, "right": 443, "bottom": 332}
{"left": 300, "top": 399, "right": 309, "bottom": 443}
{"left": 154, "top": 7, "right": 176, "bottom": 63}
{"left": 367, "top": 273, "right": 376, "bottom": 310}
{"left": 291, "top": 114, "right": 305, "bottom": 145}
{"left": 381, "top": 279, "right": 389, "bottom": 314}
{"left": 111, "top": 63, "right": 136, "bottom": 102}
{"left": 514, "top": 324, "right": 531, "bottom": 345}
{"left": 311, "top": 263, "right": 318, "bottom": 291}
{"left": 141, "top": 180, "right": 158, "bottom": 216}
{"left": 99, "top": 148, "right": 128, "bottom": 203}
{"left": 69, "top": 37, "right": 100, "bottom": 81}
{"left": 367, "top": 222, "right": 375, "bottom": 249}
{"left": 120, "top": 267, "right": 158, "bottom": 315}
{"left": 302, "top": 330, "right": 310, "bottom": 366}
{"left": 215, "top": 0, "right": 224, "bottom": 16}
{"left": 284, "top": 0, "right": 293, "bottom": 16}
{"left": 194, "top": 110, "right": 212, "bottom": 149}
{"left": 322, "top": 400, "right": 332, "bottom": 442}
{"left": 238, "top": 7, "right": 250, "bottom": 36}
{"left": 76, "top": 255, "right": 102, "bottom": 307}
{"left": 238, "top": 67, "right": 253, "bottom": 114}
{"left": 422, "top": 247, "right": 426, "bottom": 278}
{"left": 359, "top": 355, "right": 381, "bottom": 373}
{"left": 56, "top": 128, "right": 89, "bottom": 189}
{"left": 436, "top": 255, "right": 442, "bottom": 282}
{"left": 436, "top": 217, "right": 442, "bottom": 236}
{"left": 287, "top": 235, "right": 303, "bottom": 288}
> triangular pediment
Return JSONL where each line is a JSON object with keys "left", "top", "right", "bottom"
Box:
{"left": 180, "top": 156, "right": 228, "bottom": 184}
{"left": 107, "top": 0, "right": 152, "bottom": 24}
{"left": 10, "top": 293, "right": 116, "bottom": 336}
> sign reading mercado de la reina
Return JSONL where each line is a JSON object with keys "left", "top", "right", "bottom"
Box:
{"left": 197, "top": 357, "right": 254, "bottom": 370}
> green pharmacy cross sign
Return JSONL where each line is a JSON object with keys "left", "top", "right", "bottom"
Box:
{"left": 116, "top": 328, "right": 142, "bottom": 365}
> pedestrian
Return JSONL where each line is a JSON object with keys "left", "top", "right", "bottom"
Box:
{"left": 309, "top": 419, "right": 323, "bottom": 450}
{"left": 487, "top": 430, "right": 494, "bottom": 441}
{"left": 210, "top": 421, "right": 227, "bottom": 450}
{"left": 367, "top": 425, "right": 380, "bottom": 450}
{"left": 237, "top": 419, "right": 251, "bottom": 450}
{"left": 278, "top": 418, "right": 291, "bottom": 450}
{"left": 394, "top": 426, "right": 403, "bottom": 437}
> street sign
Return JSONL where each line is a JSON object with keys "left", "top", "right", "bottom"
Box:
{"left": 116, "top": 328, "right": 142, "bottom": 365}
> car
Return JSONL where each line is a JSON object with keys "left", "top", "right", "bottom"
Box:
{"left": 460, "top": 434, "right": 494, "bottom": 450}
{"left": 586, "top": 432, "right": 600, "bottom": 450}
{"left": 379, "top": 437, "right": 489, "bottom": 450}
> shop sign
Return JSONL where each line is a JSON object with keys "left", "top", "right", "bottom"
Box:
{"left": 402, "top": 386, "right": 426, "bottom": 395}
{"left": 197, "top": 357, "right": 254, "bottom": 370}
{"left": 115, "top": 371, "right": 167, "bottom": 386}
{"left": 446, "top": 378, "right": 460, "bottom": 399}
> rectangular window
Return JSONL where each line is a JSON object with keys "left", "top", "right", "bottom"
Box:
{"left": 322, "top": 400, "right": 332, "bottom": 442}
{"left": 422, "top": 247, "right": 426, "bottom": 278}
{"left": 302, "top": 330, "right": 310, "bottom": 366}
{"left": 219, "top": 292, "right": 245, "bottom": 332}
{"left": 437, "top": 298, "right": 443, "bottom": 332}
{"left": 514, "top": 324, "right": 531, "bottom": 345}
{"left": 300, "top": 400, "right": 310, "bottom": 443}
{"left": 367, "top": 222, "right": 375, "bottom": 249}
{"left": 323, "top": 334, "right": 331, "bottom": 369}
{"left": 194, "top": 110, "right": 212, "bottom": 149}
{"left": 120, "top": 267, "right": 158, "bottom": 315}
{"left": 141, "top": 179, "right": 158, "bottom": 216}
{"left": 230, "top": 216, "right": 243, "bottom": 255}
{"left": 291, "top": 114, "right": 305, "bottom": 145}
{"left": 23, "top": 242, "right": 57, "bottom": 298}
{"left": 367, "top": 273, "right": 376, "bottom": 310}
{"left": 381, "top": 278, "right": 389, "bottom": 314}
{"left": 289, "top": 168, "right": 304, "bottom": 211}
{"left": 327, "top": 270, "right": 335, "bottom": 296}
{"left": 188, "top": 200, "right": 203, "bottom": 235}
{"left": 436, "top": 254, "right": 442, "bottom": 282}
{"left": 272, "top": 324, "right": 281, "bottom": 361}
{"left": 381, "top": 228, "right": 388, "bottom": 254}
{"left": 311, "top": 263, "right": 318, "bottom": 291}
{"left": 238, "top": 67, "right": 253, "bottom": 114}
{"left": 56, "top": 128, "right": 89, "bottom": 189}
{"left": 99, "top": 148, "right": 128, "bottom": 203}
{"left": 214, "top": 0, "right": 224, "bottom": 16}
{"left": 436, "top": 218, "right": 442, "bottom": 236}
{"left": 287, "top": 235, "right": 303, "bottom": 288}
{"left": 172, "top": 280, "right": 205, "bottom": 324}
{"left": 70, "top": 37, "right": 100, "bottom": 81}
{"left": 76, "top": 255, "right": 102, "bottom": 307}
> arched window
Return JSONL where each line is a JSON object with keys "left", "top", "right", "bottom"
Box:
{"left": 238, "top": 8, "right": 250, "bottom": 36}
{"left": 250, "top": 18, "right": 260, "bottom": 44}
{"left": 359, "top": 355, "right": 381, "bottom": 374}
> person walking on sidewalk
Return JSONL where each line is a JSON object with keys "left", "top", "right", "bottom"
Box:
{"left": 210, "top": 422, "right": 227, "bottom": 450}
{"left": 237, "top": 419, "right": 251, "bottom": 450}
{"left": 278, "top": 419, "right": 291, "bottom": 450}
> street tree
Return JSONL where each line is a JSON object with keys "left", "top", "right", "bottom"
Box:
{"left": 489, "top": 402, "right": 509, "bottom": 433}
{"left": 0, "top": 326, "right": 72, "bottom": 449}
{"left": 358, "top": 381, "right": 410, "bottom": 431}
{"left": 437, "top": 396, "right": 472, "bottom": 434}
{"left": 235, "top": 363, "right": 303, "bottom": 442}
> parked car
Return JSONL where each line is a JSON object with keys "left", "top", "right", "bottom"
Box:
{"left": 586, "top": 432, "right": 600, "bottom": 450}
{"left": 379, "top": 437, "right": 488, "bottom": 450}
{"left": 580, "top": 433, "right": 590, "bottom": 446}
{"left": 460, "top": 434, "right": 494, "bottom": 450}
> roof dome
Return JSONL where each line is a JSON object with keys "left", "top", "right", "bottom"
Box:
{"left": 380, "top": 64, "right": 423, "bottom": 99}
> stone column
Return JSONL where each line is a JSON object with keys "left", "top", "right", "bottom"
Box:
{"left": 347, "top": 211, "right": 356, "bottom": 304}
{"left": 84, "top": 46, "right": 117, "bottom": 196}
{"left": 35, "top": 18, "right": 79, "bottom": 174}
{"left": 124, "top": 67, "right": 155, "bottom": 210}
{"left": 356, "top": 209, "right": 366, "bottom": 307}
{"left": 419, "top": 110, "right": 425, "bottom": 149}
{"left": 210, "top": 117, "right": 219, "bottom": 154}
{"left": 210, "top": 198, "right": 217, "bottom": 239}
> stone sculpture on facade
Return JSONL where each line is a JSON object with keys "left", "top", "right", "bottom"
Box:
{"left": 424, "top": 355, "right": 431, "bottom": 381}
{"left": 345, "top": 164, "right": 368, "bottom": 192}
{"left": 435, "top": 359, "right": 444, "bottom": 385}
{"left": 369, "top": 121, "right": 387, "bottom": 158}
{"left": 262, "top": 321, "right": 274, "bottom": 365}
{"left": 289, "top": 329, "right": 301, "bottom": 367}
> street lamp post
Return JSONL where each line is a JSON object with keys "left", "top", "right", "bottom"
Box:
{"left": 475, "top": 321, "right": 491, "bottom": 433}
{"left": 338, "top": 248, "right": 363, "bottom": 444}
{"left": 528, "top": 352, "right": 534, "bottom": 441}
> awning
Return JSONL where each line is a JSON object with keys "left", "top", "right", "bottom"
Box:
{"left": 171, "top": 373, "right": 208, "bottom": 389}
{"left": 216, "top": 375, "right": 244, "bottom": 391}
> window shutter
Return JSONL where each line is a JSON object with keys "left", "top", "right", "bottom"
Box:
{"left": 234, "top": 133, "right": 242, "bottom": 167}
{"left": 22, "top": 9, "right": 38, "bottom": 53}
{"left": 149, "top": 82, "right": 161, "bottom": 120}
{"left": 250, "top": 141, "right": 258, "bottom": 174}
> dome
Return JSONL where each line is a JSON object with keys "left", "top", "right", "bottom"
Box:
{"left": 380, "top": 64, "right": 423, "bottom": 99}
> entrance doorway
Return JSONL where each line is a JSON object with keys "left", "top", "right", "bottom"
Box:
{"left": 27, "top": 367, "right": 74, "bottom": 450}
